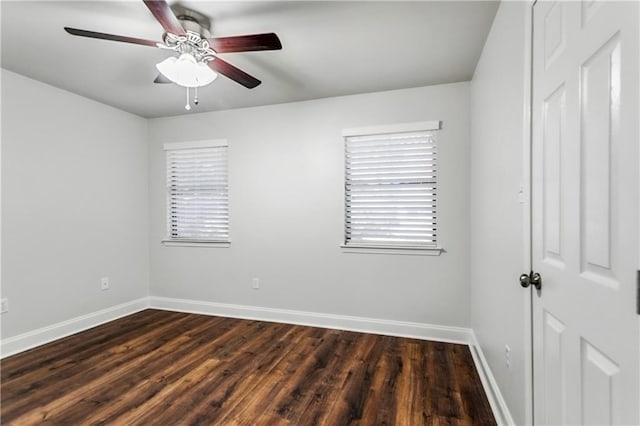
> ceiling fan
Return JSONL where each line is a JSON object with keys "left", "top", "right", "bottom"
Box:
{"left": 64, "top": 0, "right": 282, "bottom": 108}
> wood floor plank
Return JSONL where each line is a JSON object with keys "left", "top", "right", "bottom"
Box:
{"left": 80, "top": 317, "right": 245, "bottom": 424}
{"left": 1, "top": 311, "right": 203, "bottom": 420}
{"left": 395, "top": 341, "right": 427, "bottom": 425}
{"left": 450, "top": 343, "right": 496, "bottom": 424}
{"left": 358, "top": 335, "right": 401, "bottom": 425}
{"left": 1, "top": 310, "right": 166, "bottom": 376}
{"left": 1, "top": 310, "right": 171, "bottom": 389}
{"left": 134, "top": 322, "right": 302, "bottom": 425}
{"left": 311, "top": 332, "right": 384, "bottom": 425}
{"left": 51, "top": 315, "right": 235, "bottom": 425}
{"left": 187, "top": 325, "right": 317, "bottom": 425}
{"left": 1, "top": 309, "right": 496, "bottom": 425}
{"left": 270, "top": 331, "right": 355, "bottom": 425}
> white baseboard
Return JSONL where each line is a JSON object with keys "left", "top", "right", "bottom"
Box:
{"left": 0, "top": 298, "right": 149, "bottom": 359}
{"left": 149, "top": 296, "right": 472, "bottom": 344}
{"left": 469, "top": 330, "right": 515, "bottom": 426}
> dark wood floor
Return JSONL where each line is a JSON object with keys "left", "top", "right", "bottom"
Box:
{"left": 1, "top": 309, "right": 495, "bottom": 425}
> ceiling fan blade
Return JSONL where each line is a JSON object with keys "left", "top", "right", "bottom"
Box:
{"left": 154, "top": 74, "right": 172, "bottom": 84}
{"left": 64, "top": 27, "right": 159, "bottom": 47}
{"left": 208, "top": 57, "right": 261, "bottom": 89}
{"left": 143, "top": 0, "right": 186, "bottom": 36}
{"left": 210, "top": 33, "right": 282, "bottom": 53}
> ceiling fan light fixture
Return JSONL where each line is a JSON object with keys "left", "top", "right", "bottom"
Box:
{"left": 156, "top": 53, "right": 217, "bottom": 88}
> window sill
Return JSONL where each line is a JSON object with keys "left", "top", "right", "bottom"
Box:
{"left": 162, "top": 239, "right": 230, "bottom": 248}
{"left": 340, "top": 244, "right": 443, "bottom": 256}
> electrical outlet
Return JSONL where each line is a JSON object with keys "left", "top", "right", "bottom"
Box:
{"left": 1, "top": 298, "right": 8, "bottom": 314}
{"left": 252, "top": 278, "right": 260, "bottom": 289}
{"left": 101, "top": 277, "right": 110, "bottom": 291}
{"left": 505, "top": 344, "right": 511, "bottom": 369}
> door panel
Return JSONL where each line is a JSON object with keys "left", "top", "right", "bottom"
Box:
{"left": 543, "top": 1, "right": 566, "bottom": 69}
{"left": 532, "top": 1, "right": 638, "bottom": 424}
{"left": 580, "top": 33, "right": 619, "bottom": 284}
{"left": 581, "top": 339, "right": 619, "bottom": 425}
{"left": 542, "top": 310, "right": 566, "bottom": 425}
{"left": 542, "top": 83, "right": 565, "bottom": 268}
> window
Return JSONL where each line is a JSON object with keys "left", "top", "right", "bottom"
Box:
{"left": 343, "top": 121, "right": 440, "bottom": 250}
{"left": 164, "top": 140, "right": 229, "bottom": 244}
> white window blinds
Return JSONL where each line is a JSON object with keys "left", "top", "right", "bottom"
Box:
{"left": 344, "top": 129, "right": 438, "bottom": 248}
{"left": 165, "top": 142, "right": 229, "bottom": 242}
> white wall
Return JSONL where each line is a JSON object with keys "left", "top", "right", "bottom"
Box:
{"left": 470, "top": 3, "right": 530, "bottom": 424}
{"left": 1, "top": 70, "right": 149, "bottom": 338}
{"left": 148, "top": 82, "right": 471, "bottom": 327}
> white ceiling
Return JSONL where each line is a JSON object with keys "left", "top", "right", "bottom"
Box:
{"left": 1, "top": 1, "right": 499, "bottom": 118}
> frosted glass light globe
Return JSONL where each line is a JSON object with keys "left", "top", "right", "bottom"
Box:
{"left": 156, "top": 53, "right": 218, "bottom": 88}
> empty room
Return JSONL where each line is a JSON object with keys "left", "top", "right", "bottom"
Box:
{"left": 1, "top": 1, "right": 638, "bottom": 424}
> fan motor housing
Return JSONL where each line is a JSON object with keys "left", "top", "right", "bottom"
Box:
{"left": 171, "top": 4, "right": 211, "bottom": 39}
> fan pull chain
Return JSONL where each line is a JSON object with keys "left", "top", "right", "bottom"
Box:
{"left": 185, "top": 87, "right": 191, "bottom": 111}
{"left": 194, "top": 85, "right": 199, "bottom": 105}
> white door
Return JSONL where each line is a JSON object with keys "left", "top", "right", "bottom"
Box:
{"left": 531, "top": 1, "right": 639, "bottom": 425}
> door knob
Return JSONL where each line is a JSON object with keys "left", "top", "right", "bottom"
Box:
{"left": 520, "top": 270, "right": 542, "bottom": 290}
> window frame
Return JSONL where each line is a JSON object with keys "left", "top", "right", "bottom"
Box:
{"left": 341, "top": 121, "right": 443, "bottom": 255}
{"left": 162, "top": 139, "right": 230, "bottom": 248}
